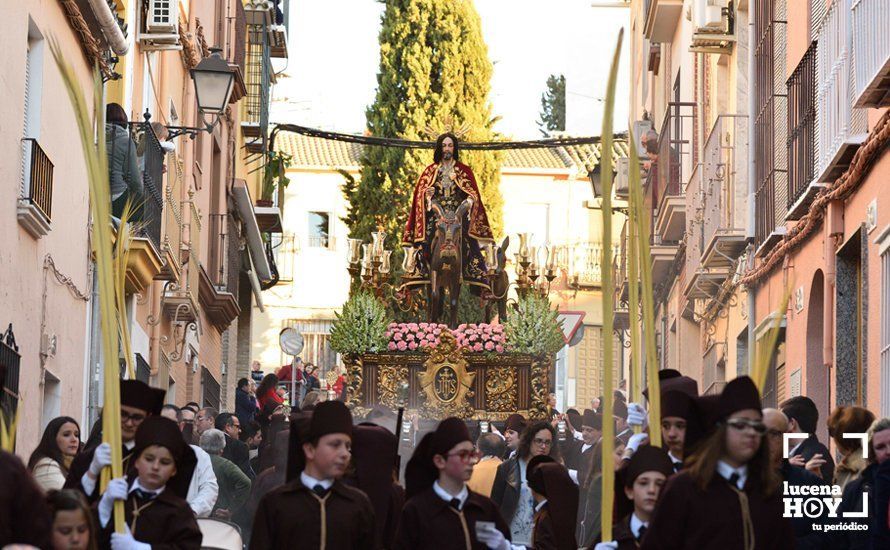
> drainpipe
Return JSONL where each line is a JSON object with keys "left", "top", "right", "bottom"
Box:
{"left": 824, "top": 209, "right": 839, "bottom": 408}
{"left": 746, "top": 10, "right": 756, "bottom": 376}
{"left": 87, "top": 0, "right": 129, "bottom": 55}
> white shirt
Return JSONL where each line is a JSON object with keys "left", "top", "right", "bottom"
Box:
{"left": 581, "top": 443, "right": 593, "bottom": 453}
{"left": 433, "top": 480, "right": 469, "bottom": 510}
{"left": 301, "top": 471, "right": 334, "bottom": 491}
{"left": 630, "top": 513, "right": 649, "bottom": 539}
{"left": 534, "top": 499, "right": 548, "bottom": 513}
{"left": 99, "top": 478, "right": 166, "bottom": 527}
{"left": 186, "top": 445, "right": 218, "bottom": 517}
{"left": 509, "top": 459, "right": 536, "bottom": 545}
{"left": 716, "top": 460, "right": 748, "bottom": 490}
{"left": 789, "top": 440, "right": 804, "bottom": 457}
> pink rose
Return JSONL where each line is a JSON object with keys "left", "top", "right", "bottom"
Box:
{"left": 469, "top": 334, "right": 478, "bottom": 342}
{"left": 433, "top": 328, "right": 442, "bottom": 336}
{"left": 408, "top": 342, "right": 418, "bottom": 350}
{"left": 484, "top": 341, "right": 495, "bottom": 351}
{"left": 406, "top": 333, "right": 415, "bottom": 341}
{"left": 457, "top": 324, "right": 467, "bottom": 330}
{"left": 496, "top": 345, "right": 504, "bottom": 353}
{"left": 427, "top": 333, "right": 436, "bottom": 341}
{"left": 397, "top": 341, "right": 407, "bottom": 351}
{"left": 394, "top": 332, "right": 403, "bottom": 341}
{"left": 408, "top": 323, "right": 419, "bottom": 331}
{"left": 387, "top": 342, "right": 397, "bottom": 351}
{"left": 472, "top": 343, "right": 484, "bottom": 352}
{"left": 493, "top": 325, "right": 504, "bottom": 333}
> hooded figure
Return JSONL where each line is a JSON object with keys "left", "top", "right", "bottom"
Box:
{"left": 396, "top": 417, "right": 510, "bottom": 550}
{"left": 526, "top": 456, "right": 579, "bottom": 550}
{"left": 347, "top": 422, "right": 405, "bottom": 549}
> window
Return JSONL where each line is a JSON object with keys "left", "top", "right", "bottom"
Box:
{"left": 279, "top": 319, "right": 337, "bottom": 376}
{"left": 201, "top": 367, "right": 220, "bottom": 409}
{"left": 308, "top": 212, "right": 331, "bottom": 248}
{"left": 787, "top": 42, "right": 817, "bottom": 207}
{"left": 753, "top": 0, "right": 788, "bottom": 247}
{"left": 882, "top": 244, "right": 890, "bottom": 417}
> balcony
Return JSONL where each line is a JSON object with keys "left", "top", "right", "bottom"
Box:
{"left": 0, "top": 324, "right": 21, "bottom": 418}
{"left": 242, "top": 17, "right": 273, "bottom": 154}
{"left": 18, "top": 138, "right": 53, "bottom": 238}
{"left": 644, "top": 0, "right": 683, "bottom": 43}
{"left": 786, "top": 42, "right": 821, "bottom": 221}
{"left": 650, "top": 239, "right": 679, "bottom": 287}
{"left": 700, "top": 115, "right": 748, "bottom": 271}
{"left": 702, "top": 342, "right": 727, "bottom": 395}
{"left": 130, "top": 121, "right": 165, "bottom": 253}
{"left": 814, "top": 0, "right": 867, "bottom": 183}
{"left": 199, "top": 214, "right": 240, "bottom": 330}
{"left": 852, "top": 0, "right": 890, "bottom": 107}
{"left": 158, "top": 152, "right": 184, "bottom": 282}
{"left": 163, "top": 198, "right": 201, "bottom": 324}
{"left": 654, "top": 102, "right": 696, "bottom": 244}
{"left": 683, "top": 162, "right": 725, "bottom": 301}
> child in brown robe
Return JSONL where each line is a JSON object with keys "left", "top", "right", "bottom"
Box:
{"left": 96, "top": 416, "right": 202, "bottom": 550}
{"left": 526, "top": 455, "right": 579, "bottom": 550}
{"left": 395, "top": 417, "right": 511, "bottom": 550}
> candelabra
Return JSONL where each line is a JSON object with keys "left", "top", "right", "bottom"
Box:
{"left": 347, "top": 232, "right": 423, "bottom": 312}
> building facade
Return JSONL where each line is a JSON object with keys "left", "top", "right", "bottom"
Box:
{"left": 627, "top": 0, "right": 890, "bottom": 429}
{"left": 1, "top": 0, "right": 287, "bottom": 456}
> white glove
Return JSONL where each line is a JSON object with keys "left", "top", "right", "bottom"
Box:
{"left": 626, "top": 432, "right": 650, "bottom": 455}
{"left": 595, "top": 542, "right": 619, "bottom": 550}
{"left": 98, "top": 477, "right": 129, "bottom": 527}
{"left": 89, "top": 443, "right": 113, "bottom": 477}
{"left": 475, "top": 524, "right": 511, "bottom": 550}
{"left": 627, "top": 402, "right": 648, "bottom": 429}
{"left": 111, "top": 526, "right": 151, "bottom": 550}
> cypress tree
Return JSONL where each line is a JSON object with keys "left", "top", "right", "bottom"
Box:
{"left": 345, "top": 0, "right": 504, "bottom": 251}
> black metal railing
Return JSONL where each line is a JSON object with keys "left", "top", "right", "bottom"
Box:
{"left": 128, "top": 120, "right": 165, "bottom": 251}
{"left": 21, "top": 138, "right": 54, "bottom": 221}
{"left": 208, "top": 213, "right": 229, "bottom": 288}
{"left": 787, "top": 41, "right": 817, "bottom": 207}
{"left": 655, "top": 102, "right": 696, "bottom": 209}
{"left": 244, "top": 21, "right": 271, "bottom": 152}
{"left": 0, "top": 324, "right": 21, "bottom": 419}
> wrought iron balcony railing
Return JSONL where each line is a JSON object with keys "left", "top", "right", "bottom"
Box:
{"left": 852, "top": 0, "right": 890, "bottom": 107}
{"left": 701, "top": 115, "right": 748, "bottom": 266}
{"left": 21, "top": 138, "right": 54, "bottom": 221}
{"left": 129, "top": 121, "right": 165, "bottom": 252}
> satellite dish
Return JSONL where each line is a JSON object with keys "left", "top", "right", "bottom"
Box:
{"left": 279, "top": 327, "right": 304, "bottom": 356}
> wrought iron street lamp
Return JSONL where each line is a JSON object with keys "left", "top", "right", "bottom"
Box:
{"left": 168, "top": 48, "right": 236, "bottom": 139}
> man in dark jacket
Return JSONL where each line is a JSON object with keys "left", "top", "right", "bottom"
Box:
{"left": 217, "top": 412, "right": 256, "bottom": 480}
{"left": 235, "top": 377, "right": 259, "bottom": 427}
{"left": 781, "top": 395, "right": 835, "bottom": 481}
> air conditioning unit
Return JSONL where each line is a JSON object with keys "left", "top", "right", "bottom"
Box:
{"left": 693, "top": 0, "right": 727, "bottom": 31}
{"left": 146, "top": 0, "right": 177, "bottom": 34}
{"left": 138, "top": 0, "right": 180, "bottom": 49}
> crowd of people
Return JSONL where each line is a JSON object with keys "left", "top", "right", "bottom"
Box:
{"left": 3, "top": 367, "right": 890, "bottom": 549}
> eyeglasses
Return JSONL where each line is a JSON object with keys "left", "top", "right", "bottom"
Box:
{"left": 447, "top": 449, "right": 481, "bottom": 462}
{"left": 726, "top": 418, "right": 767, "bottom": 435}
{"left": 121, "top": 411, "right": 147, "bottom": 425}
{"left": 532, "top": 438, "right": 553, "bottom": 448}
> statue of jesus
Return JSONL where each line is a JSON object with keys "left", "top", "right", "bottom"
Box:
{"left": 402, "top": 133, "right": 494, "bottom": 288}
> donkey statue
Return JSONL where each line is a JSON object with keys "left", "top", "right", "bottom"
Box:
{"left": 485, "top": 236, "right": 510, "bottom": 322}
{"left": 428, "top": 199, "right": 472, "bottom": 328}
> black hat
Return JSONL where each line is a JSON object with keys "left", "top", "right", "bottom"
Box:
{"left": 285, "top": 411, "right": 313, "bottom": 481}
{"left": 582, "top": 410, "right": 602, "bottom": 430}
{"left": 308, "top": 400, "right": 353, "bottom": 441}
{"left": 405, "top": 417, "right": 472, "bottom": 499}
{"left": 530, "top": 462, "right": 579, "bottom": 550}
{"left": 120, "top": 380, "right": 166, "bottom": 415}
{"left": 624, "top": 445, "right": 674, "bottom": 488}
{"left": 613, "top": 400, "right": 628, "bottom": 420}
{"left": 352, "top": 423, "right": 399, "bottom": 548}
{"left": 526, "top": 454, "right": 556, "bottom": 496}
{"left": 505, "top": 413, "right": 527, "bottom": 434}
{"left": 716, "top": 376, "right": 761, "bottom": 420}
{"left": 134, "top": 416, "right": 187, "bottom": 462}
{"left": 566, "top": 409, "right": 582, "bottom": 432}
{"left": 661, "top": 390, "right": 695, "bottom": 421}
{"left": 643, "top": 369, "right": 699, "bottom": 400}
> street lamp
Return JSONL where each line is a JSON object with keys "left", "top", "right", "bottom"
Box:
{"left": 168, "top": 48, "right": 236, "bottom": 139}
{"left": 589, "top": 165, "right": 604, "bottom": 199}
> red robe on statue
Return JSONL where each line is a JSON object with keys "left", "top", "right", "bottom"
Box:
{"left": 402, "top": 161, "right": 494, "bottom": 245}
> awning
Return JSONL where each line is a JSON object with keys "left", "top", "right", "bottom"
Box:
{"left": 232, "top": 180, "right": 273, "bottom": 283}
{"left": 246, "top": 249, "right": 265, "bottom": 313}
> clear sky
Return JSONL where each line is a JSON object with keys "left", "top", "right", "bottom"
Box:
{"left": 272, "top": 0, "right": 630, "bottom": 138}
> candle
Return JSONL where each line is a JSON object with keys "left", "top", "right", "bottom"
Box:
{"left": 546, "top": 246, "right": 557, "bottom": 270}
{"left": 518, "top": 233, "right": 530, "bottom": 260}
{"left": 347, "top": 238, "right": 363, "bottom": 264}
{"left": 371, "top": 231, "right": 387, "bottom": 257}
{"left": 402, "top": 246, "right": 417, "bottom": 273}
{"left": 380, "top": 250, "right": 392, "bottom": 274}
{"left": 361, "top": 244, "right": 371, "bottom": 267}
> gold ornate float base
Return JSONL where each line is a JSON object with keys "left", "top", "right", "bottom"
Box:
{"left": 345, "top": 332, "right": 552, "bottom": 421}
